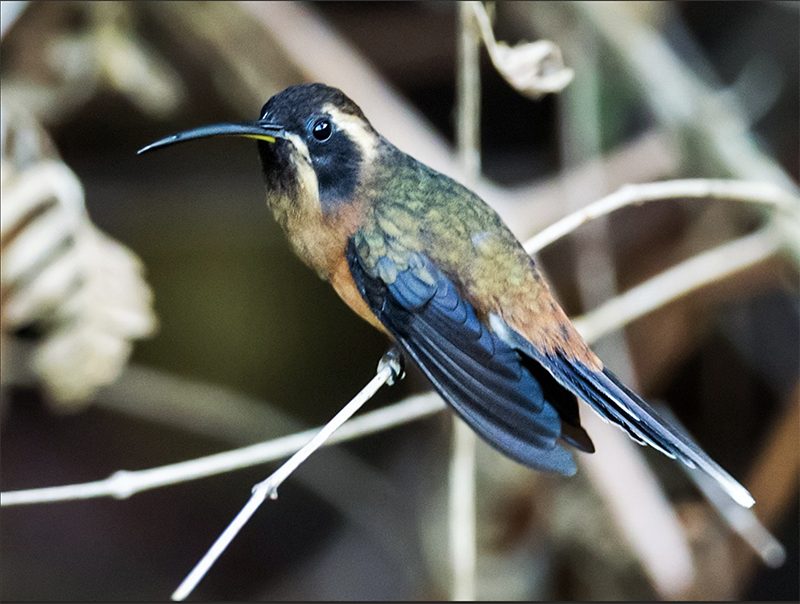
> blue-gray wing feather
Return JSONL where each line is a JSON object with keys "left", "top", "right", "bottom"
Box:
{"left": 346, "top": 240, "right": 578, "bottom": 475}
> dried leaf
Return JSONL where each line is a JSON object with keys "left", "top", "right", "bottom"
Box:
{"left": 1, "top": 102, "right": 157, "bottom": 407}
{"left": 469, "top": 1, "right": 574, "bottom": 99}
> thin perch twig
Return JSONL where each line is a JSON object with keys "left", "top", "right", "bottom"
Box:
{"left": 170, "top": 352, "right": 403, "bottom": 601}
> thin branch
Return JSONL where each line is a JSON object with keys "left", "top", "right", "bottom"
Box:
{"left": 523, "top": 179, "right": 799, "bottom": 255}
{"left": 450, "top": 5, "right": 480, "bottom": 600}
{"left": 170, "top": 355, "right": 401, "bottom": 601}
{"left": 1, "top": 391, "right": 444, "bottom": 507}
{"left": 171, "top": 484, "right": 270, "bottom": 602}
{"left": 572, "top": 227, "right": 781, "bottom": 344}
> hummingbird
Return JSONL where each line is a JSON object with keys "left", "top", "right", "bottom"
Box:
{"left": 139, "top": 83, "right": 754, "bottom": 508}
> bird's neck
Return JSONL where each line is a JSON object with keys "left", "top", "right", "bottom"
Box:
{"left": 260, "top": 141, "right": 365, "bottom": 281}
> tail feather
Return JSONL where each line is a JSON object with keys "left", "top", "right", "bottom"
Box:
{"left": 582, "top": 365, "right": 755, "bottom": 508}
{"left": 490, "top": 315, "right": 755, "bottom": 508}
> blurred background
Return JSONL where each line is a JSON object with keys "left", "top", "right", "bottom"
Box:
{"left": 1, "top": 1, "right": 798, "bottom": 601}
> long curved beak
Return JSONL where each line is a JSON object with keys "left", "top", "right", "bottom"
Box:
{"left": 137, "top": 121, "right": 285, "bottom": 154}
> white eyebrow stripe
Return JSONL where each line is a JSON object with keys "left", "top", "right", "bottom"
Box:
{"left": 323, "top": 104, "right": 379, "bottom": 164}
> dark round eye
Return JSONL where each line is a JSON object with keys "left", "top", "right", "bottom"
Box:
{"left": 312, "top": 118, "right": 332, "bottom": 142}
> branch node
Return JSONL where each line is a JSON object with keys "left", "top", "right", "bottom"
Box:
{"left": 108, "top": 470, "right": 136, "bottom": 500}
{"left": 378, "top": 347, "right": 405, "bottom": 386}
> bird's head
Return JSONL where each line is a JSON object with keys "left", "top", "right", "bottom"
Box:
{"left": 138, "top": 83, "right": 380, "bottom": 213}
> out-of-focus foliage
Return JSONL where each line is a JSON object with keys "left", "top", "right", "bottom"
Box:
{"left": 1, "top": 101, "right": 156, "bottom": 406}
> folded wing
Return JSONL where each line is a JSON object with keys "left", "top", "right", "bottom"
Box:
{"left": 347, "top": 239, "right": 584, "bottom": 475}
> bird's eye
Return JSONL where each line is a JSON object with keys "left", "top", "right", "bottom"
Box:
{"left": 312, "top": 118, "right": 332, "bottom": 142}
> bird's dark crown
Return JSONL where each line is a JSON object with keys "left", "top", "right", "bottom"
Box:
{"left": 260, "top": 83, "right": 371, "bottom": 133}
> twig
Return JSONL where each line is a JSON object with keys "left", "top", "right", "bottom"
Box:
{"left": 1, "top": 391, "right": 443, "bottom": 507}
{"left": 450, "top": 5, "right": 480, "bottom": 599}
{"left": 170, "top": 484, "right": 269, "bottom": 601}
{"left": 171, "top": 352, "right": 402, "bottom": 601}
{"left": 523, "top": 179, "right": 799, "bottom": 255}
{"left": 572, "top": 227, "right": 781, "bottom": 344}
{"left": 448, "top": 421, "right": 477, "bottom": 600}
